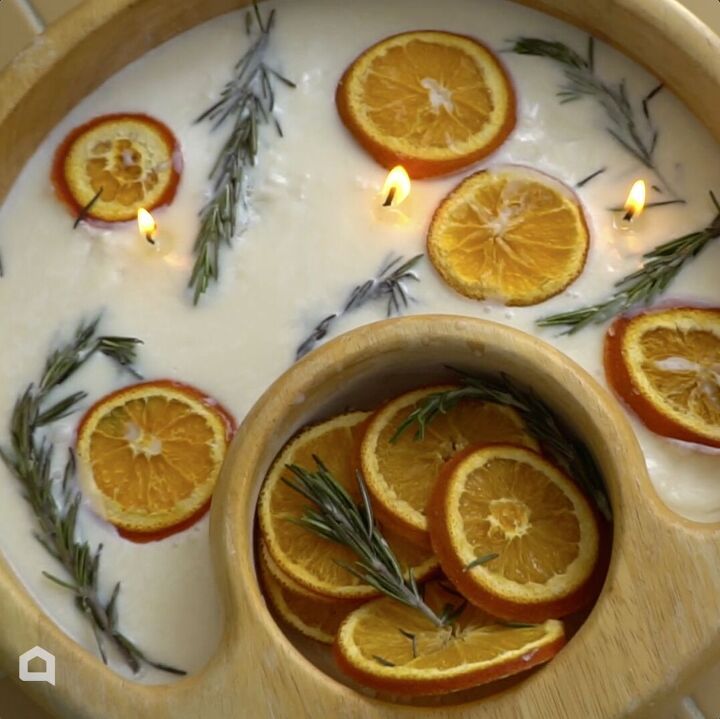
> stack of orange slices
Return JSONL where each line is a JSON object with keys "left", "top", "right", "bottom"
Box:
{"left": 256, "top": 382, "right": 604, "bottom": 696}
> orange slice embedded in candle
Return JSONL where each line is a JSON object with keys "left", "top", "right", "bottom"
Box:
{"left": 604, "top": 307, "right": 720, "bottom": 448}
{"left": 359, "top": 385, "right": 539, "bottom": 548}
{"left": 257, "top": 412, "right": 439, "bottom": 600}
{"left": 427, "top": 445, "right": 600, "bottom": 622}
{"left": 258, "top": 542, "right": 362, "bottom": 644}
{"left": 427, "top": 166, "right": 590, "bottom": 305}
{"left": 336, "top": 31, "right": 515, "bottom": 178}
{"left": 52, "top": 113, "right": 182, "bottom": 223}
{"left": 76, "top": 381, "right": 235, "bottom": 535}
{"left": 334, "top": 581, "right": 566, "bottom": 695}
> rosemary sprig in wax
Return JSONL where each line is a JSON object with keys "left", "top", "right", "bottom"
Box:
{"left": 283, "top": 459, "right": 459, "bottom": 628}
{"left": 189, "top": 2, "right": 295, "bottom": 304}
{"left": 539, "top": 191, "right": 720, "bottom": 333}
{"left": 510, "top": 37, "right": 671, "bottom": 192}
{"left": 296, "top": 254, "right": 423, "bottom": 359}
{"left": 0, "top": 318, "right": 184, "bottom": 675}
{"left": 391, "top": 370, "right": 611, "bottom": 521}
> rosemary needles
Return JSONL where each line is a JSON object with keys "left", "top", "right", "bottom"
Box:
{"left": 392, "top": 370, "right": 611, "bottom": 521}
{"left": 0, "top": 318, "right": 183, "bottom": 675}
{"left": 190, "top": 2, "right": 295, "bottom": 304}
{"left": 510, "top": 37, "right": 671, "bottom": 192}
{"left": 296, "top": 254, "right": 423, "bottom": 359}
{"left": 539, "top": 190, "right": 720, "bottom": 334}
{"left": 284, "top": 459, "right": 454, "bottom": 627}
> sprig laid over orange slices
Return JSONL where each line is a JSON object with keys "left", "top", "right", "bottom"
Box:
{"left": 52, "top": 113, "right": 182, "bottom": 223}
{"left": 336, "top": 31, "right": 516, "bottom": 178}
{"left": 427, "top": 166, "right": 590, "bottom": 305}
{"left": 257, "top": 412, "right": 438, "bottom": 599}
{"left": 359, "top": 385, "right": 539, "bottom": 547}
{"left": 76, "top": 380, "right": 235, "bottom": 538}
{"left": 604, "top": 306, "right": 720, "bottom": 448}
{"left": 256, "top": 377, "right": 607, "bottom": 697}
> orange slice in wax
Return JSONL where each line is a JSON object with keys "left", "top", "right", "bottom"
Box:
{"left": 52, "top": 113, "right": 182, "bottom": 223}
{"left": 427, "top": 444, "right": 600, "bottom": 622}
{"left": 334, "top": 580, "right": 565, "bottom": 695}
{"left": 336, "top": 31, "right": 515, "bottom": 178}
{"left": 427, "top": 166, "right": 590, "bottom": 305}
{"left": 76, "top": 380, "right": 235, "bottom": 535}
{"left": 257, "top": 412, "right": 438, "bottom": 600}
{"left": 604, "top": 306, "right": 720, "bottom": 448}
{"left": 359, "top": 385, "right": 538, "bottom": 548}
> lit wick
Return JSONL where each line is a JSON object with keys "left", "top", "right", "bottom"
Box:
{"left": 137, "top": 208, "right": 157, "bottom": 245}
{"left": 623, "top": 179, "right": 647, "bottom": 223}
{"left": 381, "top": 165, "right": 411, "bottom": 209}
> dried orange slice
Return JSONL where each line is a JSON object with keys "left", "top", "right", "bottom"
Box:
{"left": 76, "top": 380, "right": 235, "bottom": 534}
{"left": 336, "top": 31, "right": 515, "bottom": 178}
{"left": 428, "top": 444, "right": 600, "bottom": 622}
{"left": 334, "top": 581, "right": 565, "bottom": 695}
{"left": 52, "top": 113, "right": 182, "bottom": 223}
{"left": 427, "top": 166, "right": 589, "bottom": 305}
{"left": 604, "top": 307, "right": 720, "bottom": 448}
{"left": 258, "top": 543, "right": 361, "bottom": 644}
{"left": 258, "top": 412, "right": 438, "bottom": 599}
{"left": 359, "top": 385, "right": 538, "bottom": 547}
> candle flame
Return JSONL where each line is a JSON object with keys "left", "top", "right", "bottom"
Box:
{"left": 381, "top": 166, "right": 411, "bottom": 207}
{"left": 137, "top": 208, "right": 157, "bottom": 240}
{"left": 623, "top": 180, "right": 646, "bottom": 221}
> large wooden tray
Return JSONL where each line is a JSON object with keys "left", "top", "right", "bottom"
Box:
{"left": 0, "top": 2, "right": 719, "bottom": 718}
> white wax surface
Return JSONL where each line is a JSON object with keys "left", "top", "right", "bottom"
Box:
{"left": 0, "top": 0, "right": 718, "bottom": 683}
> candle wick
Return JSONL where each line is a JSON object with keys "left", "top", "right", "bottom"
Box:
{"left": 383, "top": 186, "right": 397, "bottom": 207}
{"left": 622, "top": 209, "right": 633, "bottom": 222}
{"left": 146, "top": 234, "right": 156, "bottom": 246}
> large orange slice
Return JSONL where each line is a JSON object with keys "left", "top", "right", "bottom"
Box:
{"left": 359, "top": 385, "right": 538, "bottom": 547}
{"left": 334, "top": 581, "right": 565, "bottom": 695}
{"left": 52, "top": 113, "right": 182, "bottom": 223}
{"left": 258, "top": 542, "right": 361, "bottom": 644}
{"left": 428, "top": 444, "right": 600, "bottom": 622}
{"left": 336, "top": 31, "right": 515, "bottom": 178}
{"left": 76, "top": 380, "right": 235, "bottom": 535}
{"left": 427, "top": 166, "right": 589, "bottom": 305}
{"left": 604, "top": 307, "right": 720, "bottom": 448}
{"left": 257, "top": 412, "right": 438, "bottom": 599}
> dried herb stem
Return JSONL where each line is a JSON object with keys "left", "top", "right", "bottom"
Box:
{"left": 391, "top": 369, "right": 611, "bottom": 521}
{"left": 296, "top": 254, "right": 423, "bottom": 359}
{"left": 539, "top": 190, "right": 720, "bottom": 333}
{"left": 283, "top": 459, "right": 449, "bottom": 627}
{"left": 189, "top": 1, "right": 295, "bottom": 304}
{"left": 510, "top": 37, "right": 673, "bottom": 193}
{"left": 0, "top": 318, "right": 183, "bottom": 675}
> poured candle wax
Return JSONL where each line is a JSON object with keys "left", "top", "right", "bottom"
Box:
{"left": 0, "top": 0, "right": 718, "bottom": 683}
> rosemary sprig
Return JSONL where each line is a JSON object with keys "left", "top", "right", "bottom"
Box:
{"left": 539, "top": 191, "right": 720, "bottom": 333}
{"left": 510, "top": 37, "right": 671, "bottom": 192}
{"left": 283, "top": 459, "right": 452, "bottom": 627}
{"left": 296, "top": 254, "right": 423, "bottom": 359}
{"left": 391, "top": 370, "right": 611, "bottom": 521}
{"left": 0, "top": 318, "right": 183, "bottom": 675}
{"left": 189, "top": 2, "right": 295, "bottom": 305}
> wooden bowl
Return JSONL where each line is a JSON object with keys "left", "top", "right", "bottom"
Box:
{"left": 0, "top": 1, "right": 719, "bottom": 718}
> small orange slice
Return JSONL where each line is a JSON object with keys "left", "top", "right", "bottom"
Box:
{"left": 76, "top": 380, "right": 235, "bottom": 534}
{"left": 258, "top": 412, "right": 438, "bottom": 599}
{"left": 428, "top": 444, "right": 600, "bottom": 622}
{"left": 359, "top": 385, "right": 538, "bottom": 547}
{"left": 604, "top": 307, "right": 720, "bottom": 448}
{"left": 52, "top": 113, "right": 182, "bottom": 223}
{"left": 334, "top": 581, "right": 565, "bottom": 695}
{"left": 336, "top": 31, "right": 515, "bottom": 178}
{"left": 258, "top": 543, "right": 361, "bottom": 644}
{"left": 427, "top": 166, "right": 589, "bottom": 305}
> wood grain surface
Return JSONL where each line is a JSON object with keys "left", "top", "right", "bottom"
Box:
{"left": 0, "top": 1, "right": 719, "bottom": 718}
